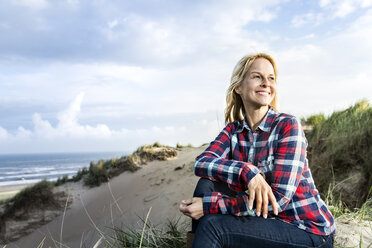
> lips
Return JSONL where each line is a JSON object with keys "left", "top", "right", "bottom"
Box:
{"left": 256, "top": 91, "right": 270, "bottom": 96}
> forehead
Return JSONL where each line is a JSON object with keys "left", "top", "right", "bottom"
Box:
{"left": 249, "top": 58, "right": 274, "bottom": 74}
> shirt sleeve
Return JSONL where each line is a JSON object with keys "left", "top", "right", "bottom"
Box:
{"left": 194, "top": 123, "right": 261, "bottom": 192}
{"left": 203, "top": 192, "right": 255, "bottom": 216}
{"left": 201, "top": 117, "right": 307, "bottom": 216}
{"left": 271, "top": 116, "right": 307, "bottom": 212}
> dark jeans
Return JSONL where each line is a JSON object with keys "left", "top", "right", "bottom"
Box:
{"left": 192, "top": 178, "right": 334, "bottom": 248}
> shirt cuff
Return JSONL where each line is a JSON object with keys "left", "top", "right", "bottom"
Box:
{"left": 202, "top": 192, "right": 222, "bottom": 215}
{"left": 240, "top": 163, "right": 261, "bottom": 187}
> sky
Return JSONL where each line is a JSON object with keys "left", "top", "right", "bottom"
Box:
{"left": 0, "top": 0, "right": 372, "bottom": 154}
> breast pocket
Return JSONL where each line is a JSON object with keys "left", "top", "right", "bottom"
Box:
{"left": 257, "top": 155, "right": 274, "bottom": 174}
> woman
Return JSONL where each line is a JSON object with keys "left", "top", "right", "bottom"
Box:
{"left": 179, "top": 53, "right": 335, "bottom": 248}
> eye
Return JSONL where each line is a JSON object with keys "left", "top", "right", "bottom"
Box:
{"left": 269, "top": 77, "right": 275, "bottom": 81}
{"left": 253, "top": 75, "right": 261, "bottom": 79}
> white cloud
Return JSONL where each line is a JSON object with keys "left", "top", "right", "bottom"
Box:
{"left": 291, "top": 13, "right": 324, "bottom": 27}
{"left": 319, "top": 0, "right": 372, "bottom": 18}
{"left": 57, "top": 92, "right": 85, "bottom": 131}
{"left": 12, "top": 0, "right": 49, "bottom": 10}
{"left": 1, "top": 0, "right": 372, "bottom": 153}
{"left": 107, "top": 19, "right": 118, "bottom": 29}
{"left": 277, "top": 9, "right": 372, "bottom": 117}
{"left": 31, "top": 93, "right": 112, "bottom": 139}
{"left": 0, "top": 93, "right": 222, "bottom": 153}
{"left": 15, "top": 126, "right": 32, "bottom": 139}
{"left": 0, "top": 126, "right": 8, "bottom": 140}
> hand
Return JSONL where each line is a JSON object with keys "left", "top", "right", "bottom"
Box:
{"left": 179, "top": 197, "right": 204, "bottom": 220}
{"left": 247, "top": 173, "right": 278, "bottom": 218}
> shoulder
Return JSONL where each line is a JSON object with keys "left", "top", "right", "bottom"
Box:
{"left": 222, "top": 119, "right": 245, "bottom": 136}
{"left": 274, "top": 112, "right": 303, "bottom": 132}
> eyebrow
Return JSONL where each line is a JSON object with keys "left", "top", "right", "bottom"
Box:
{"left": 251, "top": 71, "right": 275, "bottom": 76}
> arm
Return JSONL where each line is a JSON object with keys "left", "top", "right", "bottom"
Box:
{"left": 202, "top": 117, "right": 306, "bottom": 216}
{"left": 271, "top": 116, "right": 306, "bottom": 212}
{"left": 194, "top": 123, "right": 261, "bottom": 192}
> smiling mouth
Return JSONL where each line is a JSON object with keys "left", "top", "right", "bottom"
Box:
{"left": 256, "top": 91, "right": 270, "bottom": 96}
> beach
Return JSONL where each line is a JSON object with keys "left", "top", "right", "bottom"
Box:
{"left": 3, "top": 146, "right": 202, "bottom": 247}
{"left": 0, "top": 184, "right": 29, "bottom": 201}
{"left": 1, "top": 146, "right": 371, "bottom": 247}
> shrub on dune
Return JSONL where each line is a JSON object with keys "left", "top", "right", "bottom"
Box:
{"left": 305, "top": 99, "right": 372, "bottom": 209}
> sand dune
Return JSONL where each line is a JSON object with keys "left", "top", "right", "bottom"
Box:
{"left": 7, "top": 146, "right": 202, "bottom": 247}
{"left": 5, "top": 146, "right": 372, "bottom": 247}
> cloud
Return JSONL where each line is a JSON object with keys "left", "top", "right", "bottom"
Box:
{"left": 31, "top": 92, "right": 112, "bottom": 139}
{"left": 291, "top": 13, "right": 323, "bottom": 27}
{"left": 277, "top": 9, "right": 372, "bottom": 117}
{"left": 0, "top": 93, "right": 222, "bottom": 153}
{"left": 1, "top": 0, "right": 372, "bottom": 153}
{"left": 0, "top": 0, "right": 284, "bottom": 65}
{"left": 319, "top": 0, "right": 372, "bottom": 18}
{"left": 0, "top": 126, "right": 8, "bottom": 139}
{"left": 12, "top": 0, "right": 49, "bottom": 10}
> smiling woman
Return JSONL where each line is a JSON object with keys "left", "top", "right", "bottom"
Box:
{"left": 179, "top": 53, "right": 336, "bottom": 248}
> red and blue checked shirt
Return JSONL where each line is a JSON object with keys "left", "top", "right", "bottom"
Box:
{"left": 195, "top": 107, "right": 335, "bottom": 236}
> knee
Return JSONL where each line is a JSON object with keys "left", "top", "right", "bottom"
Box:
{"left": 193, "top": 178, "right": 215, "bottom": 197}
{"left": 198, "top": 214, "right": 221, "bottom": 229}
{"left": 194, "top": 215, "right": 223, "bottom": 243}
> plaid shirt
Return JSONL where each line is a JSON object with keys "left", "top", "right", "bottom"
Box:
{"left": 195, "top": 107, "right": 335, "bottom": 236}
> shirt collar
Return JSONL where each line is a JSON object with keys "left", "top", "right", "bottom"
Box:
{"left": 237, "top": 106, "right": 278, "bottom": 133}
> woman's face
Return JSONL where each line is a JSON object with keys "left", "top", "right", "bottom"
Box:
{"left": 235, "top": 58, "right": 276, "bottom": 111}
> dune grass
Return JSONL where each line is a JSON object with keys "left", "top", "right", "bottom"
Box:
{"left": 100, "top": 216, "right": 188, "bottom": 248}
{"left": 0, "top": 180, "right": 57, "bottom": 219}
{"left": 54, "top": 142, "right": 177, "bottom": 188}
{"left": 83, "top": 142, "right": 177, "bottom": 187}
{"left": 304, "top": 99, "right": 372, "bottom": 210}
{"left": 0, "top": 143, "right": 178, "bottom": 244}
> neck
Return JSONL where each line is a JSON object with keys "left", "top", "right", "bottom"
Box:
{"left": 244, "top": 105, "right": 269, "bottom": 131}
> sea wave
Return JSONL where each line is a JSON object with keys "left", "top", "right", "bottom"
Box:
{"left": 0, "top": 151, "right": 123, "bottom": 187}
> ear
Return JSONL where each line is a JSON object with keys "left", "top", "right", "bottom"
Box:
{"left": 234, "top": 85, "right": 241, "bottom": 95}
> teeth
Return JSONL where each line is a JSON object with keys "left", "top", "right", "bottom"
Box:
{"left": 257, "top": 92, "right": 269, "bottom": 95}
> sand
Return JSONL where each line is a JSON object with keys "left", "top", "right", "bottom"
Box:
{"left": 0, "top": 184, "right": 30, "bottom": 201}
{"left": 6, "top": 146, "right": 203, "bottom": 248}
{"left": 3, "top": 146, "right": 372, "bottom": 248}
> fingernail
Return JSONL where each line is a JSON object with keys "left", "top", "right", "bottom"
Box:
{"left": 263, "top": 214, "right": 267, "bottom": 219}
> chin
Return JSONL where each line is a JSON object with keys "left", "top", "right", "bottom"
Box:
{"left": 257, "top": 101, "right": 271, "bottom": 106}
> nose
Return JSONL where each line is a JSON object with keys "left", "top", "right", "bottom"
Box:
{"left": 260, "top": 78, "right": 270, "bottom": 87}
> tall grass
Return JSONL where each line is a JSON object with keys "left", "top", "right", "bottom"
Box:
{"left": 304, "top": 99, "right": 372, "bottom": 209}
{"left": 83, "top": 142, "right": 176, "bottom": 187}
{"left": 104, "top": 218, "right": 188, "bottom": 248}
{"left": 0, "top": 180, "right": 63, "bottom": 243}
{"left": 53, "top": 142, "right": 177, "bottom": 188}
{"left": 0, "top": 143, "right": 177, "bottom": 244}
{"left": 1, "top": 180, "right": 57, "bottom": 219}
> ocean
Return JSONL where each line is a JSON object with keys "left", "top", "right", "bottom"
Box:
{"left": 0, "top": 151, "right": 125, "bottom": 187}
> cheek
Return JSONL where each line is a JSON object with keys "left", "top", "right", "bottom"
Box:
{"left": 271, "top": 84, "right": 277, "bottom": 93}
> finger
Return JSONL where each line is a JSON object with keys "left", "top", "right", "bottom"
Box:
{"left": 179, "top": 204, "right": 186, "bottom": 213}
{"left": 179, "top": 205, "right": 192, "bottom": 217}
{"left": 268, "top": 191, "right": 278, "bottom": 215}
{"left": 182, "top": 199, "right": 193, "bottom": 205}
{"left": 179, "top": 204, "right": 190, "bottom": 213}
{"left": 262, "top": 190, "right": 268, "bottom": 219}
{"left": 248, "top": 189, "right": 255, "bottom": 210}
{"left": 256, "top": 190, "right": 262, "bottom": 217}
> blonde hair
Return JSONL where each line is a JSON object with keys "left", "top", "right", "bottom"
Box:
{"left": 224, "top": 53, "right": 278, "bottom": 124}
